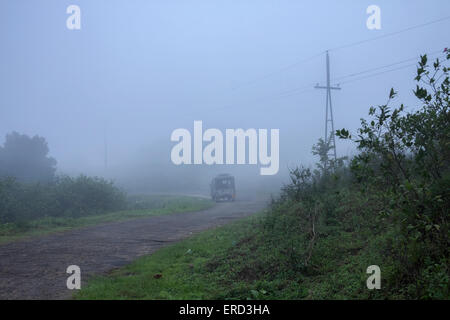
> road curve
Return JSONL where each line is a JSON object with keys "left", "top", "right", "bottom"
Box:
{"left": 0, "top": 198, "right": 267, "bottom": 300}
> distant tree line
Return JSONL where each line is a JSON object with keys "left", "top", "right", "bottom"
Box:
{"left": 0, "top": 132, "right": 57, "bottom": 183}
{"left": 0, "top": 132, "right": 126, "bottom": 223}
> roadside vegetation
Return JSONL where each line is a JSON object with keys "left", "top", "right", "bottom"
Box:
{"left": 0, "top": 130, "right": 214, "bottom": 243}
{"left": 0, "top": 189, "right": 213, "bottom": 244}
{"left": 77, "top": 53, "right": 449, "bottom": 300}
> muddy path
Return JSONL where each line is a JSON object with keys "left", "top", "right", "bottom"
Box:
{"left": 0, "top": 198, "right": 267, "bottom": 300}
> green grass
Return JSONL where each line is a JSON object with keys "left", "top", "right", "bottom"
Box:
{"left": 74, "top": 205, "right": 380, "bottom": 300}
{"left": 74, "top": 210, "right": 376, "bottom": 300}
{"left": 74, "top": 186, "right": 448, "bottom": 300}
{"left": 74, "top": 191, "right": 387, "bottom": 300}
{"left": 75, "top": 214, "right": 266, "bottom": 300}
{"left": 0, "top": 195, "right": 214, "bottom": 244}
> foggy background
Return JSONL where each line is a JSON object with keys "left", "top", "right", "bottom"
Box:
{"left": 1, "top": 0, "right": 449, "bottom": 195}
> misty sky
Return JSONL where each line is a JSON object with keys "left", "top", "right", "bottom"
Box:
{"left": 1, "top": 1, "right": 449, "bottom": 192}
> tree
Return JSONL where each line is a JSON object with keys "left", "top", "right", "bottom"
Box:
{"left": 0, "top": 132, "right": 57, "bottom": 183}
{"left": 312, "top": 133, "right": 347, "bottom": 176}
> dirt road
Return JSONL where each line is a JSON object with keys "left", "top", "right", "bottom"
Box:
{"left": 0, "top": 198, "right": 267, "bottom": 300}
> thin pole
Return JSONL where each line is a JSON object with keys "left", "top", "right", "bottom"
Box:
{"left": 104, "top": 123, "right": 108, "bottom": 170}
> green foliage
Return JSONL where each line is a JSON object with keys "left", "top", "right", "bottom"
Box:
{"left": 77, "top": 53, "right": 449, "bottom": 300}
{"left": 53, "top": 175, "right": 126, "bottom": 218}
{"left": 337, "top": 52, "right": 449, "bottom": 299}
{"left": 0, "top": 175, "right": 127, "bottom": 224}
{"left": 0, "top": 195, "right": 213, "bottom": 244}
{"left": 312, "top": 134, "right": 347, "bottom": 175}
{"left": 126, "top": 194, "right": 210, "bottom": 212}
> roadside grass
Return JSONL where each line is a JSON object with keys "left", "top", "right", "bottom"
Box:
{"left": 0, "top": 195, "right": 213, "bottom": 244}
{"left": 75, "top": 191, "right": 389, "bottom": 300}
{"left": 75, "top": 214, "right": 266, "bottom": 300}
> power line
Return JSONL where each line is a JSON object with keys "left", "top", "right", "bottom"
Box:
{"left": 328, "top": 16, "right": 450, "bottom": 52}
{"left": 339, "top": 53, "right": 447, "bottom": 85}
{"left": 258, "top": 51, "right": 446, "bottom": 104}
{"left": 257, "top": 49, "right": 445, "bottom": 101}
{"left": 181, "top": 51, "right": 446, "bottom": 119}
{"left": 182, "top": 17, "right": 449, "bottom": 118}
{"left": 232, "top": 51, "right": 325, "bottom": 91}
{"left": 210, "top": 52, "right": 446, "bottom": 115}
{"left": 332, "top": 49, "right": 444, "bottom": 82}
{"left": 231, "top": 16, "right": 450, "bottom": 93}
{"left": 266, "top": 81, "right": 318, "bottom": 98}
{"left": 340, "top": 64, "right": 417, "bottom": 85}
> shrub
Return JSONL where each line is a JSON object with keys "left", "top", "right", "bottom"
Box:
{"left": 0, "top": 175, "right": 126, "bottom": 223}
{"left": 337, "top": 52, "right": 449, "bottom": 298}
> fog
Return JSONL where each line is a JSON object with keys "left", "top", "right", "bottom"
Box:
{"left": 1, "top": 0, "right": 449, "bottom": 195}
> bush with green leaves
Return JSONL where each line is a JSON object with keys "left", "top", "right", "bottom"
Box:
{"left": 248, "top": 52, "right": 449, "bottom": 299}
{"left": 53, "top": 175, "right": 126, "bottom": 218}
{"left": 337, "top": 52, "right": 449, "bottom": 298}
{"left": 0, "top": 175, "right": 126, "bottom": 224}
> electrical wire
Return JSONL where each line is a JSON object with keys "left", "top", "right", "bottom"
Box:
{"left": 229, "top": 16, "right": 450, "bottom": 93}
{"left": 328, "top": 16, "right": 450, "bottom": 52}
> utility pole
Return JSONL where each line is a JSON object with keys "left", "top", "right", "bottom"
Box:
{"left": 104, "top": 135, "right": 108, "bottom": 169}
{"left": 104, "top": 123, "right": 108, "bottom": 170}
{"left": 314, "top": 50, "right": 341, "bottom": 165}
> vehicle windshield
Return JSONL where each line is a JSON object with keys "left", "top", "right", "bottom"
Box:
{"left": 215, "top": 178, "right": 234, "bottom": 189}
